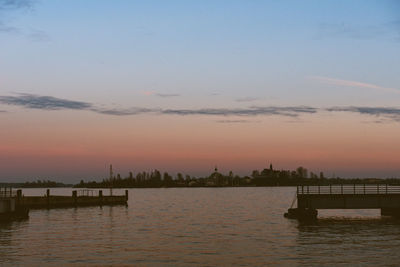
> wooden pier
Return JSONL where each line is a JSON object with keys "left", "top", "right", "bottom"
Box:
{"left": 18, "top": 189, "right": 128, "bottom": 209}
{"left": 0, "top": 188, "right": 128, "bottom": 221}
{"left": 285, "top": 184, "right": 400, "bottom": 220}
{"left": 0, "top": 188, "right": 28, "bottom": 221}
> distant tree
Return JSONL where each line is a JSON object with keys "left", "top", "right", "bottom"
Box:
{"left": 163, "top": 172, "right": 173, "bottom": 186}
{"left": 177, "top": 173, "right": 184, "bottom": 185}
{"left": 151, "top": 170, "right": 162, "bottom": 186}
{"left": 251, "top": 170, "right": 260, "bottom": 178}
{"left": 136, "top": 173, "right": 143, "bottom": 185}
{"left": 153, "top": 170, "right": 161, "bottom": 180}
{"left": 296, "top": 167, "right": 308, "bottom": 179}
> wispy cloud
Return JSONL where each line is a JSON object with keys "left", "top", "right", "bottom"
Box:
{"left": 0, "top": 0, "right": 33, "bottom": 30}
{"left": 326, "top": 106, "right": 400, "bottom": 122}
{"left": 156, "top": 93, "right": 180, "bottom": 98}
{"left": 309, "top": 76, "right": 400, "bottom": 94}
{"left": 0, "top": 94, "right": 92, "bottom": 110}
{"left": 163, "top": 106, "right": 316, "bottom": 117}
{"left": 0, "top": 93, "right": 317, "bottom": 118}
{"left": 2, "top": 93, "right": 400, "bottom": 123}
{"left": 0, "top": 93, "right": 162, "bottom": 115}
{"left": 0, "top": 0, "right": 33, "bottom": 10}
{"left": 235, "top": 97, "right": 260, "bottom": 102}
{"left": 92, "top": 107, "right": 159, "bottom": 116}
{"left": 0, "top": 0, "right": 49, "bottom": 41}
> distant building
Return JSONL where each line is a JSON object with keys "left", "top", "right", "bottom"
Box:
{"left": 261, "top": 163, "right": 275, "bottom": 177}
{"left": 207, "top": 166, "right": 224, "bottom": 186}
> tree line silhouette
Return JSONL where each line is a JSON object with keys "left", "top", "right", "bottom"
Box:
{"left": 0, "top": 180, "right": 72, "bottom": 188}
{"left": 74, "top": 164, "right": 400, "bottom": 188}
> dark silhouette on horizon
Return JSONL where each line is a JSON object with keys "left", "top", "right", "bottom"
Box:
{"left": 74, "top": 164, "right": 400, "bottom": 189}
{"left": 0, "top": 180, "right": 72, "bottom": 188}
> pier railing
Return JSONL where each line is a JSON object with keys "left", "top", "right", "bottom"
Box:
{"left": 0, "top": 188, "right": 17, "bottom": 198}
{"left": 297, "top": 184, "right": 400, "bottom": 195}
{"left": 77, "top": 189, "right": 98, "bottom": 197}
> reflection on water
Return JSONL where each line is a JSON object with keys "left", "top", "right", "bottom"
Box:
{"left": 0, "top": 187, "right": 399, "bottom": 266}
{"left": 296, "top": 217, "right": 400, "bottom": 266}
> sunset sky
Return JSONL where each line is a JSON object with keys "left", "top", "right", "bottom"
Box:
{"left": 1, "top": 0, "right": 400, "bottom": 182}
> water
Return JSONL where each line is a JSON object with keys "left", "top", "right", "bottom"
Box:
{"left": 1, "top": 187, "right": 399, "bottom": 266}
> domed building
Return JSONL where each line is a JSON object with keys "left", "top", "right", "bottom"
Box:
{"left": 207, "top": 166, "right": 223, "bottom": 186}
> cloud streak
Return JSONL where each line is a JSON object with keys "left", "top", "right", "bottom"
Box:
{"left": 0, "top": 94, "right": 92, "bottom": 110}
{"left": 327, "top": 106, "right": 400, "bottom": 122}
{"left": 162, "top": 106, "right": 317, "bottom": 117}
{"left": 309, "top": 76, "right": 400, "bottom": 94}
{"left": 0, "top": 0, "right": 33, "bottom": 31}
{"left": 0, "top": 93, "right": 317, "bottom": 118}
{"left": 92, "top": 107, "right": 159, "bottom": 116}
{"left": 0, "top": 0, "right": 33, "bottom": 10}
{"left": 0, "top": 0, "right": 49, "bottom": 42}
{"left": 2, "top": 93, "right": 400, "bottom": 123}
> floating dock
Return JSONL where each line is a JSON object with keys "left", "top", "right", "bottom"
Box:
{"left": 285, "top": 184, "right": 400, "bottom": 220}
{"left": 18, "top": 189, "right": 128, "bottom": 209}
{"left": 0, "top": 188, "right": 128, "bottom": 221}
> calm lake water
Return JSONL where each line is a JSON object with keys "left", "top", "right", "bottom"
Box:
{"left": 1, "top": 187, "right": 399, "bottom": 266}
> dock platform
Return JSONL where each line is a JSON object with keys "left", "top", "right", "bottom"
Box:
{"left": 18, "top": 189, "right": 129, "bottom": 209}
{"left": 285, "top": 184, "right": 400, "bottom": 220}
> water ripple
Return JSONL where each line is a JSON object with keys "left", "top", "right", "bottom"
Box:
{"left": 0, "top": 187, "right": 399, "bottom": 266}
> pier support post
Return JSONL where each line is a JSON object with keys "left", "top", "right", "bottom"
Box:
{"left": 125, "top": 190, "right": 128, "bottom": 201}
{"left": 16, "top": 189, "right": 22, "bottom": 207}
{"left": 72, "top": 190, "right": 77, "bottom": 206}
{"left": 46, "top": 189, "right": 50, "bottom": 208}
{"left": 99, "top": 190, "right": 103, "bottom": 206}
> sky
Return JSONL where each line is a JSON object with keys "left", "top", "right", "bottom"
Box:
{"left": 0, "top": 0, "right": 399, "bottom": 182}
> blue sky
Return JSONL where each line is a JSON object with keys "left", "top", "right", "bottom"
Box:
{"left": 2, "top": 0, "right": 399, "bottom": 105}
{"left": 0, "top": 0, "right": 400, "bottom": 181}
